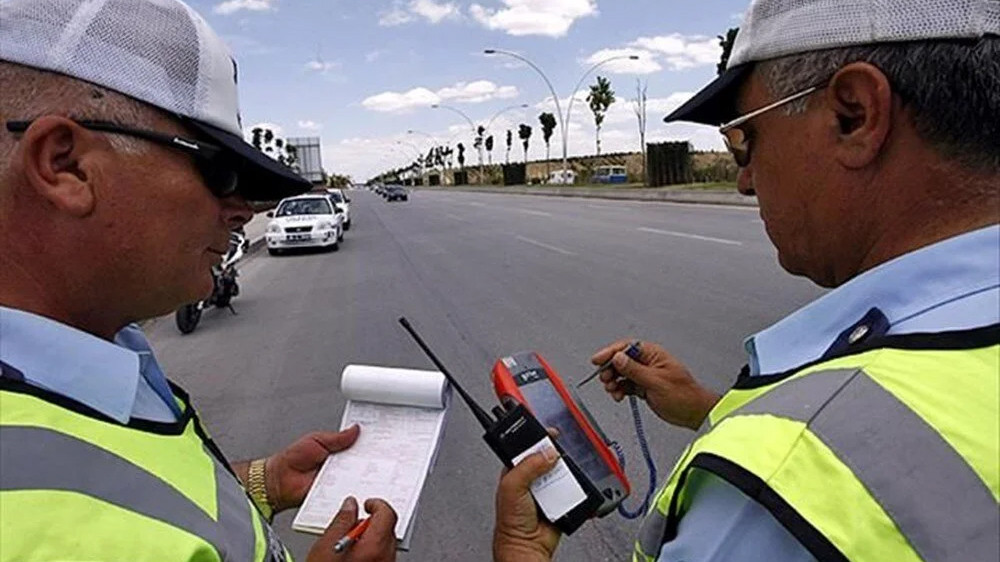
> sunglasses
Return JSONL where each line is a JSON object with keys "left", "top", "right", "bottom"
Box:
{"left": 5, "top": 119, "right": 240, "bottom": 198}
{"left": 718, "top": 85, "right": 823, "bottom": 167}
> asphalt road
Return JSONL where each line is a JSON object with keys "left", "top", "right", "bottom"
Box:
{"left": 144, "top": 190, "right": 823, "bottom": 561}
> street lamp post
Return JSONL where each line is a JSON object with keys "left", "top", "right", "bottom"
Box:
{"left": 395, "top": 140, "right": 425, "bottom": 185}
{"left": 431, "top": 103, "right": 484, "bottom": 184}
{"left": 484, "top": 49, "right": 638, "bottom": 182}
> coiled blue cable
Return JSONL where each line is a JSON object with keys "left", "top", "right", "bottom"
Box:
{"left": 611, "top": 394, "right": 658, "bottom": 519}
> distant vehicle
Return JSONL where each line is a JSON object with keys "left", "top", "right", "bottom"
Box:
{"left": 265, "top": 195, "right": 344, "bottom": 255}
{"left": 591, "top": 165, "right": 628, "bottom": 184}
{"left": 325, "top": 188, "right": 352, "bottom": 230}
{"left": 547, "top": 169, "right": 576, "bottom": 185}
{"left": 384, "top": 185, "right": 408, "bottom": 201}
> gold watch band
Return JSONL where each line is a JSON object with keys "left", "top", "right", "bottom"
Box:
{"left": 248, "top": 458, "right": 274, "bottom": 521}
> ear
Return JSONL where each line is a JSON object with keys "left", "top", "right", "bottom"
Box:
{"left": 19, "top": 116, "right": 99, "bottom": 217}
{"left": 824, "top": 62, "right": 894, "bottom": 169}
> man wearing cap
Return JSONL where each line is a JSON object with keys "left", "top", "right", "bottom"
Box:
{"left": 493, "top": 1, "right": 998, "bottom": 561}
{"left": 0, "top": 0, "right": 396, "bottom": 560}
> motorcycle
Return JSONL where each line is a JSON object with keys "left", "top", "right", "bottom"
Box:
{"left": 175, "top": 230, "right": 249, "bottom": 334}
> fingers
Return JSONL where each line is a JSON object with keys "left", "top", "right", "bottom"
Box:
{"left": 313, "top": 496, "right": 359, "bottom": 553}
{"left": 590, "top": 339, "right": 634, "bottom": 366}
{"left": 314, "top": 425, "right": 361, "bottom": 454}
{"left": 499, "top": 447, "right": 560, "bottom": 499}
{"left": 352, "top": 499, "right": 398, "bottom": 555}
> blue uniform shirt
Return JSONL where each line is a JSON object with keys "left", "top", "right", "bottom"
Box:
{"left": 659, "top": 225, "right": 1000, "bottom": 562}
{"left": 0, "top": 307, "right": 181, "bottom": 423}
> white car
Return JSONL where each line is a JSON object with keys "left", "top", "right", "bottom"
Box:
{"left": 265, "top": 195, "right": 344, "bottom": 255}
{"left": 325, "top": 188, "right": 352, "bottom": 229}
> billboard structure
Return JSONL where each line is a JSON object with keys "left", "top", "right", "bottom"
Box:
{"left": 286, "top": 137, "right": 324, "bottom": 184}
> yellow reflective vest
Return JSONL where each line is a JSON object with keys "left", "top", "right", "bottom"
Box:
{"left": 634, "top": 326, "right": 999, "bottom": 562}
{"left": 0, "top": 372, "right": 291, "bottom": 561}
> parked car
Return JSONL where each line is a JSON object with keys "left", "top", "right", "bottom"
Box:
{"left": 547, "top": 169, "right": 576, "bottom": 185}
{"left": 384, "top": 185, "right": 408, "bottom": 202}
{"left": 325, "top": 188, "right": 352, "bottom": 229}
{"left": 265, "top": 195, "right": 344, "bottom": 255}
{"left": 591, "top": 165, "right": 628, "bottom": 184}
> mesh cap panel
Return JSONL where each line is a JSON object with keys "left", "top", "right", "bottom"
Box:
{"left": 730, "top": 0, "right": 1000, "bottom": 68}
{"left": 0, "top": 0, "right": 241, "bottom": 135}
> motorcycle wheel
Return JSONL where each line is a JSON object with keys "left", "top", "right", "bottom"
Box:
{"left": 175, "top": 303, "right": 202, "bottom": 334}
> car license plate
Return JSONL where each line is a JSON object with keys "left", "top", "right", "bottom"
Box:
{"left": 289, "top": 234, "right": 310, "bottom": 242}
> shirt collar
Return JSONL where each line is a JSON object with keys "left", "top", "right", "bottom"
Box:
{"left": 747, "top": 225, "right": 1000, "bottom": 375}
{"left": 0, "top": 307, "right": 140, "bottom": 423}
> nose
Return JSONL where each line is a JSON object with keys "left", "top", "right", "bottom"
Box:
{"left": 737, "top": 166, "right": 755, "bottom": 196}
{"left": 221, "top": 194, "right": 254, "bottom": 229}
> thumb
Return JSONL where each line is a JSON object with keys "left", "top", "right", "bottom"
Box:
{"left": 318, "top": 496, "right": 359, "bottom": 550}
{"left": 500, "top": 446, "right": 560, "bottom": 497}
{"left": 612, "top": 351, "right": 655, "bottom": 387}
{"left": 317, "top": 425, "right": 361, "bottom": 454}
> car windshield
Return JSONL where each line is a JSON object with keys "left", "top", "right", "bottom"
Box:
{"left": 276, "top": 198, "right": 332, "bottom": 216}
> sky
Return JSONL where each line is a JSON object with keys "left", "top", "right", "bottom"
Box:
{"left": 187, "top": 0, "right": 749, "bottom": 181}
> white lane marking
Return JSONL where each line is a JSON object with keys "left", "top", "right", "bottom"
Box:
{"left": 515, "top": 235, "right": 577, "bottom": 256}
{"left": 586, "top": 204, "right": 616, "bottom": 210}
{"left": 637, "top": 227, "right": 743, "bottom": 246}
{"left": 446, "top": 213, "right": 470, "bottom": 222}
{"left": 466, "top": 201, "right": 487, "bottom": 207}
{"left": 516, "top": 209, "right": 553, "bottom": 217}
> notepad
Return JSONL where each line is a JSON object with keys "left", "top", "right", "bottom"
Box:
{"left": 292, "top": 365, "right": 450, "bottom": 550}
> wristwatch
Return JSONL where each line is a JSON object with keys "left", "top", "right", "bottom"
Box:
{"left": 248, "top": 458, "right": 274, "bottom": 522}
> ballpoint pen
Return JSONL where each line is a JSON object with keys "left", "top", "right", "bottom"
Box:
{"left": 577, "top": 341, "right": 642, "bottom": 387}
{"left": 333, "top": 517, "right": 372, "bottom": 553}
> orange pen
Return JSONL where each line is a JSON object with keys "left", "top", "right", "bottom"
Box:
{"left": 333, "top": 517, "right": 371, "bottom": 553}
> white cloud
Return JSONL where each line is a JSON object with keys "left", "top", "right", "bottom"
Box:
{"left": 438, "top": 80, "right": 518, "bottom": 103}
{"left": 630, "top": 34, "right": 721, "bottom": 71}
{"left": 297, "top": 120, "right": 322, "bottom": 131}
{"left": 470, "top": 0, "right": 597, "bottom": 37}
{"left": 582, "top": 48, "right": 662, "bottom": 75}
{"left": 362, "top": 80, "right": 519, "bottom": 113}
{"left": 378, "top": 6, "right": 413, "bottom": 26}
{"left": 213, "top": 0, "right": 275, "bottom": 15}
{"left": 410, "top": 0, "right": 461, "bottom": 23}
{"left": 379, "top": 0, "right": 459, "bottom": 26}
{"left": 362, "top": 87, "right": 440, "bottom": 113}
{"left": 365, "top": 49, "right": 388, "bottom": 62}
{"left": 305, "top": 60, "right": 339, "bottom": 73}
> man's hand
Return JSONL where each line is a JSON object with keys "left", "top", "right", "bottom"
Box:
{"left": 307, "top": 496, "right": 398, "bottom": 562}
{"left": 266, "top": 425, "right": 361, "bottom": 512}
{"left": 591, "top": 340, "right": 720, "bottom": 430}
{"left": 492, "top": 447, "right": 562, "bottom": 562}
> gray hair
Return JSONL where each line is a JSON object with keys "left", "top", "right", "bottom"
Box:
{"left": 0, "top": 61, "right": 159, "bottom": 168}
{"left": 761, "top": 38, "right": 1000, "bottom": 174}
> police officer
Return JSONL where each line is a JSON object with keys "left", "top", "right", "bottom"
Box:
{"left": 493, "top": 1, "right": 999, "bottom": 561}
{"left": 0, "top": 0, "right": 396, "bottom": 560}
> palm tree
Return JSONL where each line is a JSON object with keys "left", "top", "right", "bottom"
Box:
{"left": 485, "top": 135, "right": 494, "bottom": 166}
{"left": 717, "top": 27, "right": 739, "bottom": 76}
{"left": 505, "top": 129, "right": 512, "bottom": 164}
{"left": 518, "top": 124, "right": 532, "bottom": 163}
{"left": 456, "top": 142, "right": 466, "bottom": 169}
{"left": 538, "top": 112, "right": 557, "bottom": 178}
{"left": 587, "top": 75, "right": 616, "bottom": 156}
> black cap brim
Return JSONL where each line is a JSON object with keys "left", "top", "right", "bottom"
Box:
{"left": 184, "top": 118, "right": 313, "bottom": 202}
{"left": 663, "top": 64, "right": 752, "bottom": 126}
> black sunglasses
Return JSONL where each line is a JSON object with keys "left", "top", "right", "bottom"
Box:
{"left": 5, "top": 119, "right": 240, "bottom": 198}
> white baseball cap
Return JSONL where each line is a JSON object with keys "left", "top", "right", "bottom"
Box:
{"left": 665, "top": 0, "right": 1000, "bottom": 125}
{"left": 0, "top": 0, "right": 311, "bottom": 201}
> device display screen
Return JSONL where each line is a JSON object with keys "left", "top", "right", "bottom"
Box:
{"left": 518, "top": 376, "right": 611, "bottom": 484}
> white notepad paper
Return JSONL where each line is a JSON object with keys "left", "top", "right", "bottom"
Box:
{"left": 292, "top": 365, "right": 449, "bottom": 550}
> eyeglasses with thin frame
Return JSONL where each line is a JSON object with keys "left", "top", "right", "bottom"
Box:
{"left": 5, "top": 119, "right": 240, "bottom": 198}
{"left": 719, "top": 85, "right": 823, "bottom": 168}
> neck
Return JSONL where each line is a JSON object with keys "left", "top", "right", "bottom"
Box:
{"left": 850, "top": 168, "right": 999, "bottom": 283}
{"left": 0, "top": 248, "right": 124, "bottom": 341}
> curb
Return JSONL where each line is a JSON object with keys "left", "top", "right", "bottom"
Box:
{"left": 412, "top": 185, "right": 758, "bottom": 207}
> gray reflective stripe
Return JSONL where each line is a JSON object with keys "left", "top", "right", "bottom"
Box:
{"left": 636, "top": 505, "right": 668, "bottom": 556}
{"left": 0, "top": 426, "right": 258, "bottom": 561}
{"left": 730, "top": 369, "right": 1000, "bottom": 562}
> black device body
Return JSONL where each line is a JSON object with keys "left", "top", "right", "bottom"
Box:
{"left": 398, "top": 317, "right": 605, "bottom": 536}
{"left": 483, "top": 401, "right": 605, "bottom": 535}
